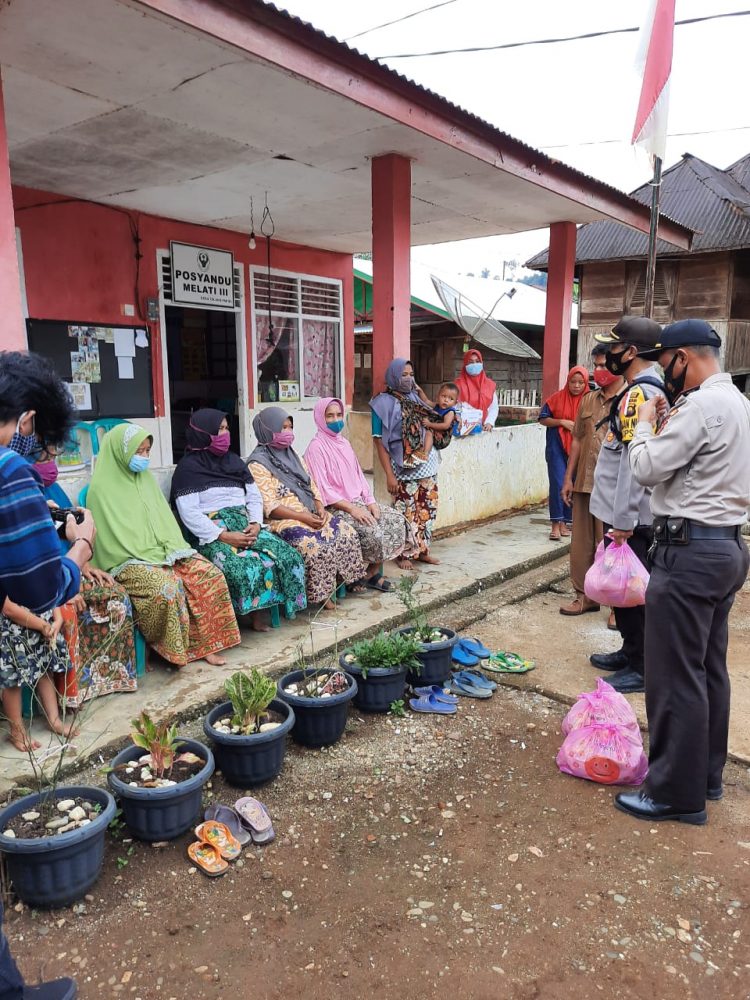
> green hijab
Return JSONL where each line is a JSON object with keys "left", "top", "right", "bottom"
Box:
{"left": 87, "top": 423, "right": 194, "bottom": 574}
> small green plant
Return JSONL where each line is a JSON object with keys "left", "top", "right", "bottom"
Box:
{"left": 224, "top": 669, "right": 277, "bottom": 735}
{"left": 389, "top": 699, "right": 406, "bottom": 718}
{"left": 394, "top": 577, "right": 443, "bottom": 643}
{"left": 130, "top": 711, "right": 179, "bottom": 779}
{"left": 347, "top": 631, "right": 422, "bottom": 679}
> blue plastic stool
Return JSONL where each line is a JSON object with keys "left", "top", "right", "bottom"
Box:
{"left": 270, "top": 606, "right": 281, "bottom": 629}
{"left": 134, "top": 627, "right": 147, "bottom": 678}
{"left": 21, "top": 684, "right": 35, "bottom": 720}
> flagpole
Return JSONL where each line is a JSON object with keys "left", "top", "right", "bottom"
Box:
{"left": 643, "top": 155, "right": 663, "bottom": 319}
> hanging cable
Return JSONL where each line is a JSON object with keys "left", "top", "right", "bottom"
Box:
{"left": 345, "top": 0, "right": 457, "bottom": 41}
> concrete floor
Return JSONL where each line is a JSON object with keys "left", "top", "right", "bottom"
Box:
{"left": 0, "top": 509, "right": 567, "bottom": 790}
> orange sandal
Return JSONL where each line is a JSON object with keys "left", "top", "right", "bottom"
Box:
{"left": 187, "top": 841, "right": 229, "bottom": 877}
{"left": 194, "top": 821, "right": 242, "bottom": 861}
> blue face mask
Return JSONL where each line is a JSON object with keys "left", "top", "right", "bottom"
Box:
{"left": 326, "top": 419, "right": 345, "bottom": 434}
{"left": 128, "top": 454, "right": 150, "bottom": 474}
{"left": 465, "top": 362, "right": 483, "bottom": 376}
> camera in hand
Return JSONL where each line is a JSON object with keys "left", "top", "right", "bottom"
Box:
{"left": 50, "top": 507, "right": 85, "bottom": 534}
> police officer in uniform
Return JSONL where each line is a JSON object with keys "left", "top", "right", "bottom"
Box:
{"left": 615, "top": 320, "right": 750, "bottom": 824}
{"left": 587, "top": 317, "right": 668, "bottom": 693}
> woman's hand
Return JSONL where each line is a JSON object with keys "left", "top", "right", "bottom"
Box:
{"left": 561, "top": 419, "right": 576, "bottom": 432}
{"left": 386, "top": 473, "right": 399, "bottom": 497}
{"left": 368, "top": 503, "right": 381, "bottom": 521}
{"left": 49, "top": 607, "right": 64, "bottom": 642}
{"left": 483, "top": 422, "right": 494, "bottom": 432}
{"left": 69, "top": 593, "right": 86, "bottom": 614}
{"left": 349, "top": 506, "right": 376, "bottom": 526}
{"left": 83, "top": 565, "right": 115, "bottom": 588}
{"left": 244, "top": 522, "right": 261, "bottom": 543}
{"left": 560, "top": 478, "right": 574, "bottom": 507}
{"left": 303, "top": 510, "right": 326, "bottom": 530}
{"left": 220, "top": 530, "right": 256, "bottom": 549}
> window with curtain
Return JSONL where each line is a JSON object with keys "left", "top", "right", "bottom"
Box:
{"left": 252, "top": 270, "right": 342, "bottom": 400}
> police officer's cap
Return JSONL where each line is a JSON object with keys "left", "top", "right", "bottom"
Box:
{"left": 594, "top": 316, "right": 662, "bottom": 353}
{"left": 658, "top": 319, "right": 722, "bottom": 351}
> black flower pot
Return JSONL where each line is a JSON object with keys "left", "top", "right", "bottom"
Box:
{"left": 338, "top": 654, "right": 407, "bottom": 713}
{"left": 398, "top": 627, "right": 457, "bottom": 687}
{"left": 203, "top": 698, "right": 295, "bottom": 787}
{"left": 108, "top": 737, "right": 214, "bottom": 842}
{"left": 277, "top": 669, "right": 357, "bottom": 748}
{"left": 0, "top": 785, "right": 116, "bottom": 908}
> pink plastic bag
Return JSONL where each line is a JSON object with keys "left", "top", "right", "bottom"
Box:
{"left": 556, "top": 722, "right": 648, "bottom": 786}
{"left": 584, "top": 538, "right": 649, "bottom": 608}
{"left": 561, "top": 678, "right": 640, "bottom": 736}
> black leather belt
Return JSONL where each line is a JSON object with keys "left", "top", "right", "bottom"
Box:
{"left": 652, "top": 516, "right": 741, "bottom": 543}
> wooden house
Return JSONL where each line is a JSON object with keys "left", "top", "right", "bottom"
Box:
{"left": 527, "top": 153, "right": 750, "bottom": 389}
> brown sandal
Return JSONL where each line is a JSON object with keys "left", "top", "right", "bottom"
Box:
{"left": 188, "top": 841, "right": 229, "bottom": 877}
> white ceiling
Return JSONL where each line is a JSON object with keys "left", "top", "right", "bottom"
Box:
{"left": 0, "top": 0, "right": 629, "bottom": 253}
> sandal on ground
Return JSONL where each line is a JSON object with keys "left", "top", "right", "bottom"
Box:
{"left": 456, "top": 668, "right": 497, "bottom": 691}
{"left": 452, "top": 645, "right": 480, "bottom": 667}
{"left": 346, "top": 580, "right": 369, "bottom": 595}
{"left": 409, "top": 693, "right": 457, "bottom": 715}
{"left": 235, "top": 797, "right": 275, "bottom": 844}
{"left": 485, "top": 652, "right": 536, "bottom": 674}
{"left": 188, "top": 841, "right": 228, "bottom": 877}
{"left": 194, "top": 821, "right": 242, "bottom": 861}
{"left": 413, "top": 684, "right": 458, "bottom": 704}
{"left": 365, "top": 573, "right": 392, "bottom": 593}
{"left": 549, "top": 529, "right": 561, "bottom": 541}
{"left": 607, "top": 610, "right": 619, "bottom": 631}
{"left": 456, "top": 637, "right": 491, "bottom": 659}
{"left": 449, "top": 674, "right": 493, "bottom": 699}
{"left": 204, "top": 804, "right": 252, "bottom": 845}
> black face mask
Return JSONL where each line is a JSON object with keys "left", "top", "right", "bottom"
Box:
{"left": 663, "top": 352, "right": 687, "bottom": 402}
{"left": 604, "top": 348, "right": 633, "bottom": 377}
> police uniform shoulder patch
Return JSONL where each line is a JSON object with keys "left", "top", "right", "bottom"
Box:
{"left": 618, "top": 386, "right": 646, "bottom": 443}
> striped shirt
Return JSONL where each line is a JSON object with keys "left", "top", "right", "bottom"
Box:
{"left": 0, "top": 446, "right": 80, "bottom": 613}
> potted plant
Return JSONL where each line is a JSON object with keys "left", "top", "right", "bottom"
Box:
{"left": 395, "top": 577, "right": 457, "bottom": 686}
{"left": 107, "top": 711, "right": 214, "bottom": 842}
{"left": 339, "top": 630, "right": 421, "bottom": 712}
{"left": 277, "top": 662, "right": 357, "bottom": 748}
{"left": 204, "top": 669, "right": 295, "bottom": 786}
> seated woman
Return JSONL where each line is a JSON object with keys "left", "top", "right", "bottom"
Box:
{"left": 538, "top": 366, "right": 589, "bottom": 541}
{"left": 247, "top": 408, "right": 367, "bottom": 610}
{"left": 371, "top": 359, "right": 439, "bottom": 569}
{"left": 171, "top": 409, "right": 307, "bottom": 629}
{"left": 304, "top": 398, "right": 409, "bottom": 592}
{"left": 34, "top": 453, "right": 137, "bottom": 703}
{"left": 86, "top": 423, "right": 240, "bottom": 667}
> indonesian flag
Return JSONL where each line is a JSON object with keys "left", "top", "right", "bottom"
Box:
{"left": 631, "top": 0, "right": 676, "bottom": 162}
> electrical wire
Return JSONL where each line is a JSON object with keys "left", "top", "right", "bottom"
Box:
{"left": 344, "top": 0, "right": 457, "bottom": 41}
{"left": 374, "top": 9, "right": 750, "bottom": 59}
{"left": 539, "top": 123, "right": 750, "bottom": 150}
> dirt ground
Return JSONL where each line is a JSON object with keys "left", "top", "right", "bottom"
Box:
{"left": 5, "top": 577, "right": 750, "bottom": 1000}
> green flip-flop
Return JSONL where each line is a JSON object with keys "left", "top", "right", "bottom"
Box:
{"left": 485, "top": 651, "right": 535, "bottom": 674}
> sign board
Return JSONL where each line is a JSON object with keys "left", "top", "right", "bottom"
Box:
{"left": 170, "top": 241, "right": 235, "bottom": 309}
{"left": 278, "top": 380, "right": 300, "bottom": 402}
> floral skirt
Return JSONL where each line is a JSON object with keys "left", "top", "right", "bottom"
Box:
{"left": 332, "top": 500, "right": 408, "bottom": 564}
{"left": 59, "top": 579, "right": 137, "bottom": 706}
{"left": 117, "top": 556, "right": 240, "bottom": 667}
{"left": 274, "top": 514, "right": 367, "bottom": 604}
{"left": 198, "top": 507, "right": 307, "bottom": 619}
{"left": 393, "top": 476, "right": 439, "bottom": 555}
{"left": 0, "top": 611, "right": 71, "bottom": 689}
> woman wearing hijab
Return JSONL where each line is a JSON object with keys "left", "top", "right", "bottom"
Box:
{"left": 86, "top": 423, "right": 240, "bottom": 666}
{"left": 455, "top": 349, "right": 499, "bottom": 433}
{"left": 247, "top": 408, "right": 367, "bottom": 609}
{"left": 539, "top": 366, "right": 589, "bottom": 541}
{"left": 32, "top": 452, "right": 137, "bottom": 702}
{"left": 171, "top": 409, "right": 306, "bottom": 627}
{"left": 304, "top": 398, "right": 408, "bottom": 592}
{"left": 370, "top": 359, "right": 439, "bottom": 569}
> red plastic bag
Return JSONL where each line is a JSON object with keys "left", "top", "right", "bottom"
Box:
{"left": 556, "top": 722, "right": 648, "bottom": 786}
{"left": 584, "top": 538, "right": 649, "bottom": 608}
{"left": 561, "top": 678, "right": 640, "bottom": 736}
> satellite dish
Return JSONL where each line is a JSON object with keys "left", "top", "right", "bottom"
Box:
{"left": 430, "top": 276, "right": 539, "bottom": 360}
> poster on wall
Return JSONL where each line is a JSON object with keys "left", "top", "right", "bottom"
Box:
{"left": 66, "top": 382, "right": 92, "bottom": 410}
{"left": 170, "top": 241, "right": 235, "bottom": 309}
{"left": 278, "top": 380, "right": 300, "bottom": 402}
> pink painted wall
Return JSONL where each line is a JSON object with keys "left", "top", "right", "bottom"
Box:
{"left": 12, "top": 186, "right": 355, "bottom": 411}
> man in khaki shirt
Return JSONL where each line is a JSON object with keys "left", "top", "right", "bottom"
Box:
{"left": 560, "top": 346, "right": 625, "bottom": 615}
{"left": 614, "top": 320, "right": 750, "bottom": 826}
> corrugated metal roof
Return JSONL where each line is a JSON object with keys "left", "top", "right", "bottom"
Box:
{"left": 248, "top": 1, "right": 687, "bottom": 233}
{"left": 526, "top": 153, "right": 750, "bottom": 269}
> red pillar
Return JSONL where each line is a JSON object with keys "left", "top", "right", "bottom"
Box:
{"left": 371, "top": 154, "right": 411, "bottom": 393}
{"left": 542, "top": 221, "right": 577, "bottom": 401}
{"left": 0, "top": 69, "right": 25, "bottom": 350}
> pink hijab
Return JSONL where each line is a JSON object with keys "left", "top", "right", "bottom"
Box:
{"left": 304, "top": 398, "right": 375, "bottom": 507}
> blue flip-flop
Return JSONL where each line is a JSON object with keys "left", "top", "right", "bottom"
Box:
{"left": 409, "top": 693, "right": 457, "bottom": 715}
{"left": 414, "top": 684, "right": 459, "bottom": 704}
{"left": 452, "top": 645, "right": 480, "bottom": 667}
{"left": 457, "top": 637, "right": 491, "bottom": 659}
{"left": 449, "top": 675, "right": 493, "bottom": 699}
{"left": 456, "top": 668, "right": 497, "bottom": 692}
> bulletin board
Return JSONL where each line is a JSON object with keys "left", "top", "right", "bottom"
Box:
{"left": 26, "top": 320, "right": 154, "bottom": 419}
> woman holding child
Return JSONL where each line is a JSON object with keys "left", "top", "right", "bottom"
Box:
{"left": 304, "top": 397, "right": 409, "bottom": 591}
{"left": 370, "top": 359, "right": 453, "bottom": 569}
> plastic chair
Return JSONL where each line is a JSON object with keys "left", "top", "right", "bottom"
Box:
{"left": 92, "top": 418, "right": 129, "bottom": 451}
{"left": 78, "top": 484, "right": 89, "bottom": 506}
